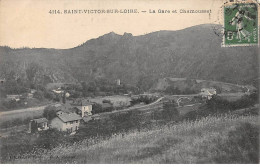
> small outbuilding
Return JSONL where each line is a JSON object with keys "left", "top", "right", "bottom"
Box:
{"left": 29, "top": 118, "right": 49, "bottom": 133}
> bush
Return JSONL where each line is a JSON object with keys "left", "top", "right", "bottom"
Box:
{"left": 213, "top": 123, "right": 259, "bottom": 163}
{"left": 0, "top": 132, "right": 35, "bottom": 162}
{"left": 130, "top": 96, "right": 156, "bottom": 105}
{"left": 36, "top": 129, "right": 66, "bottom": 149}
{"left": 33, "top": 90, "right": 44, "bottom": 100}
{"left": 92, "top": 103, "right": 103, "bottom": 114}
{"left": 43, "top": 105, "right": 57, "bottom": 120}
{"left": 44, "top": 91, "right": 55, "bottom": 100}
{"left": 162, "top": 102, "right": 180, "bottom": 121}
{"left": 2, "top": 99, "right": 17, "bottom": 109}
{"left": 207, "top": 94, "right": 256, "bottom": 112}
{"left": 102, "top": 99, "right": 112, "bottom": 104}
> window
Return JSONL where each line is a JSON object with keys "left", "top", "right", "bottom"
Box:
{"left": 76, "top": 120, "right": 78, "bottom": 123}
{"left": 70, "top": 121, "right": 73, "bottom": 125}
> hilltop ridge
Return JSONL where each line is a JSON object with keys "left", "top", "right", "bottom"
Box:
{"left": 0, "top": 24, "right": 258, "bottom": 88}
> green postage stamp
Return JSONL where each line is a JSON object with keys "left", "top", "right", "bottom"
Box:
{"left": 223, "top": 2, "right": 258, "bottom": 46}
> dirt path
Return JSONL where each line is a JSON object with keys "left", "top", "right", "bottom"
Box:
{"left": 0, "top": 103, "right": 59, "bottom": 116}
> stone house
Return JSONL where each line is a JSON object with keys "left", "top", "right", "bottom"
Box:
{"left": 200, "top": 88, "right": 217, "bottom": 100}
{"left": 50, "top": 110, "right": 82, "bottom": 134}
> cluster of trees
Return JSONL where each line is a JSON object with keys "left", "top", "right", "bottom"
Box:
{"left": 164, "top": 85, "right": 196, "bottom": 95}
{"left": 0, "top": 61, "right": 53, "bottom": 96}
{"left": 161, "top": 102, "right": 180, "bottom": 121}
{"left": 59, "top": 78, "right": 140, "bottom": 99}
{"left": 91, "top": 103, "right": 114, "bottom": 115}
{"left": 71, "top": 111, "right": 143, "bottom": 141}
{"left": 130, "top": 96, "right": 157, "bottom": 106}
{"left": 42, "top": 105, "right": 58, "bottom": 120}
{"left": 206, "top": 92, "right": 258, "bottom": 112}
{"left": 80, "top": 78, "right": 139, "bottom": 97}
{"left": 1, "top": 99, "right": 23, "bottom": 110}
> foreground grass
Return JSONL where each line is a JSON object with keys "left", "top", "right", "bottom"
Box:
{"left": 12, "top": 114, "right": 259, "bottom": 164}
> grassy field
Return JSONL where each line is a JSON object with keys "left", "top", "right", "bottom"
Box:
{"left": 0, "top": 98, "right": 50, "bottom": 112}
{"left": 12, "top": 114, "right": 259, "bottom": 164}
{"left": 0, "top": 108, "right": 44, "bottom": 129}
{"left": 89, "top": 95, "right": 131, "bottom": 107}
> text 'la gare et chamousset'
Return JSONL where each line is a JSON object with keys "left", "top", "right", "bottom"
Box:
{"left": 49, "top": 9, "right": 212, "bottom": 14}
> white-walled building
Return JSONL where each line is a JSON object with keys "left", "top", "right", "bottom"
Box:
{"left": 50, "top": 111, "right": 82, "bottom": 134}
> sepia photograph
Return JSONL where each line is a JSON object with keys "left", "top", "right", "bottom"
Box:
{"left": 0, "top": 0, "right": 259, "bottom": 164}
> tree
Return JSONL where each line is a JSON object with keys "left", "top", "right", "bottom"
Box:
{"left": 162, "top": 101, "right": 179, "bottom": 121}
{"left": 88, "top": 81, "right": 97, "bottom": 92}
{"left": 92, "top": 103, "right": 103, "bottom": 114}
{"left": 2, "top": 99, "right": 17, "bottom": 109}
{"left": 25, "top": 62, "right": 41, "bottom": 83}
{"left": 33, "top": 90, "right": 44, "bottom": 100}
{"left": 44, "top": 91, "right": 55, "bottom": 100}
{"left": 165, "top": 85, "right": 181, "bottom": 95}
{"left": 43, "top": 105, "right": 57, "bottom": 120}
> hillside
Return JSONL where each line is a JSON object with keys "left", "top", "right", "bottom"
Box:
{"left": 12, "top": 115, "right": 258, "bottom": 163}
{"left": 0, "top": 24, "right": 258, "bottom": 88}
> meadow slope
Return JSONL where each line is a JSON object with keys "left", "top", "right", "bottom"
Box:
{"left": 14, "top": 114, "right": 259, "bottom": 164}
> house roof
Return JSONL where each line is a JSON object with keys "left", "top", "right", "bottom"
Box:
{"left": 33, "top": 118, "right": 48, "bottom": 124}
{"left": 82, "top": 116, "right": 92, "bottom": 122}
{"left": 56, "top": 111, "right": 82, "bottom": 122}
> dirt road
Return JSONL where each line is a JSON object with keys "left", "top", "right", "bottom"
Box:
{"left": 0, "top": 103, "right": 60, "bottom": 116}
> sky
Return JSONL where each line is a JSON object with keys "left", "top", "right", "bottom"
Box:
{"left": 0, "top": 0, "right": 227, "bottom": 49}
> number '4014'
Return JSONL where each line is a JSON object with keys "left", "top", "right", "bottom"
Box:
{"left": 49, "top": 10, "right": 61, "bottom": 14}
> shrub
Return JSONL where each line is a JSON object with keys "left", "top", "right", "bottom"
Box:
{"left": 92, "top": 103, "right": 103, "bottom": 114}
{"left": 213, "top": 123, "right": 259, "bottom": 163}
{"left": 33, "top": 90, "right": 44, "bottom": 100}
{"left": 162, "top": 102, "right": 180, "bottom": 121}
{"left": 130, "top": 96, "right": 156, "bottom": 105}
{"left": 2, "top": 99, "right": 17, "bottom": 109}
{"left": 207, "top": 94, "right": 257, "bottom": 112}
{"left": 102, "top": 99, "right": 112, "bottom": 104}
{"left": 36, "top": 129, "right": 66, "bottom": 149}
{"left": 43, "top": 105, "right": 57, "bottom": 120}
{"left": 44, "top": 91, "right": 55, "bottom": 100}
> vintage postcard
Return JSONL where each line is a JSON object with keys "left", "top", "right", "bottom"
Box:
{"left": 0, "top": 0, "right": 259, "bottom": 164}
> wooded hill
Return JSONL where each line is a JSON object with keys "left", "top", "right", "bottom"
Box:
{"left": 0, "top": 24, "right": 258, "bottom": 90}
